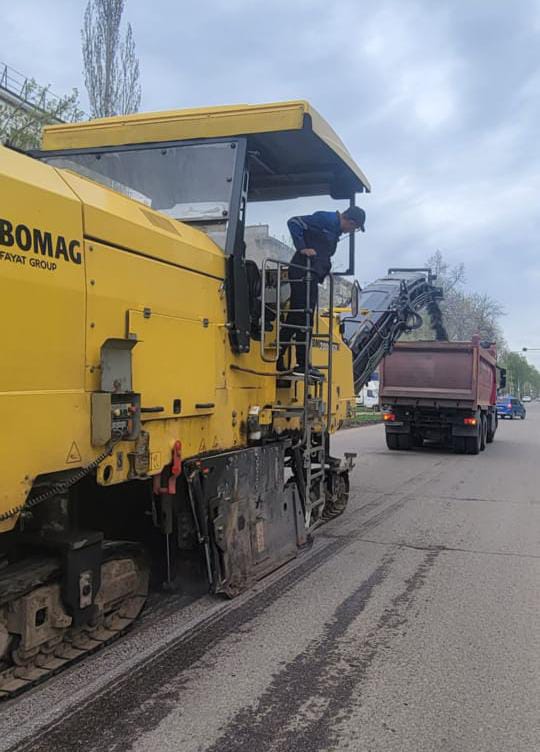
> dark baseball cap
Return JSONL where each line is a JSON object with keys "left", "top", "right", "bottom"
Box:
{"left": 343, "top": 206, "right": 366, "bottom": 232}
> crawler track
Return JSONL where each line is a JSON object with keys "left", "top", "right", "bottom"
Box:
{"left": 0, "top": 484, "right": 349, "bottom": 702}
{"left": 0, "top": 543, "right": 149, "bottom": 700}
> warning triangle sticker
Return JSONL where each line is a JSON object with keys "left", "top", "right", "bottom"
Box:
{"left": 66, "top": 442, "right": 82, "bottom": 464}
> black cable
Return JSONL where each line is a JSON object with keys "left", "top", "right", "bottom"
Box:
{"left": 0, "top": 434, "right": 122, "bottom": 524}
{"left": 230, "top": 364, "right": 293, "bottom": 377}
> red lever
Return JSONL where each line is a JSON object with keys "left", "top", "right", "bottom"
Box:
{"left": 167, "top": 440, "right": 182, "bottom": 494}
{"left": 153, "top": 440, "right": 182, "bottom": 496}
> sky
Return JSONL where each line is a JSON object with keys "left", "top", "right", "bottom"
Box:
{"left": 3, "top": 0, "right": 540, "bottom": 367}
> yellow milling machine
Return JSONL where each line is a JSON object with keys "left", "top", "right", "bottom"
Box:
{"left": 0, "top": 101, "right": 445, "bottom": 696}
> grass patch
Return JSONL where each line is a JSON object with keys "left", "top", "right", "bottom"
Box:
{"left": 346, "top": 408, "right": 383, "bottom": 426}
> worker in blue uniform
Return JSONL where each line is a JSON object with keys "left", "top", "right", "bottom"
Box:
{"left": 278, "top": 206, "right": 366, "bottom": 376}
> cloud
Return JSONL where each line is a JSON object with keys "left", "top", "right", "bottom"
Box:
{"left": 359, "top": 3, "right": 462, "bottom": 130}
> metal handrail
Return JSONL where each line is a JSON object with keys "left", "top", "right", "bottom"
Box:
{"left": 0, "top": 61, "right": 61, "bottom": 110}
{"left": 260, "top": 255, "right": 336, "bottom": 434}
{"left": 326, "top": 273, "right": 334, "bottom": 432}
{"left": 0, "top": 61, "right": 83, "bottom": 122}
{"left": 260, "top": 257, "right": 315, "bottom": 363}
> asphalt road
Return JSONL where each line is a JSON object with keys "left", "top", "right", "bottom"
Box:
{"left": 3, "top": 406, "right": 539, "bottom": 752}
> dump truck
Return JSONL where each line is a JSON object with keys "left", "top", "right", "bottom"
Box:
{"left": 0, "top": 101, "right": 447, "bottom": 697}
{"left": 380, "top": 336, "right": 504, "bottom": 454}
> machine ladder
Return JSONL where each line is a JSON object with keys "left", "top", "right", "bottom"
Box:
{"left": 260, "top": 259, "right": 336, "bottom": 528}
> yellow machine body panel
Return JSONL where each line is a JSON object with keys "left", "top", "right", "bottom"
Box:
{"left": 312, "top": 317, "right": 355, "bottom": 432}
{"left": 0, "top": 149, "right": 85, "bottom": 392}
{"left": 58, "top": 169, "right": 225, "bottom": 280}
{"left": 0, "top": 147, "right": 312, "bottom": 531}
{"left": 127, "top": 309, "right": 218, "bottom": 416}
{"left": 0, "top": 148, "right": 89, "bottom": 532}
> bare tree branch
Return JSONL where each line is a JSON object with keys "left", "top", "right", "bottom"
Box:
{"left": 119, "top": 23, "right": 141, "bottom": 115}
{"left": 403, "top": 251, "right": 506, "bottom": 347}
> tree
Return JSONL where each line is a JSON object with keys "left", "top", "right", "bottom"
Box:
{"left": 443, "top": 289, "right": 505, "bottom": 343}
{"left": 0, "top": 82, "right": 83, "bottom": 150}
{"left": 82, "top": 0, "right": 141, "bottom": 118}
{"left": 428, "top": 249, "right": 465, "bottom": 294}
{"left": 500, "top": 352, "right": 540, "bottom": 398}
{"left": 404, "top": 250, "right": 506, "bottom": 346}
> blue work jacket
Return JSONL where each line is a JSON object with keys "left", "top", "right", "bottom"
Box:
{"left": 287, "top": 211, "right": 342, "bottom": 281}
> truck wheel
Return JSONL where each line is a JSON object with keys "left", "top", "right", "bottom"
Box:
{"left": 398, "top": 434, "right": 412, "bottom": 450}
{"left": 480, "top": 415, "right": 487, "bottom": 451}
{"left": 453, "top": 437, "right": 466, "bottom": 454}
{"left": 412, "top": 433, "right": 423, "bottom": 448}
{"left": 486, "top": 414, "right": 495, "bottom": 443}
{"left": 465, "top": 427, "right": 481, "bottom": 455}
{"left": 386, "top": 433, "right": 400, "bottom": 450}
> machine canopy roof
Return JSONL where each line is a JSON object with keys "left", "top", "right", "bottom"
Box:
{"left": 42, "top": 100, "right": 370, "bottom": 201}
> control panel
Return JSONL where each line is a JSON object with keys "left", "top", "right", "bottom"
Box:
{"left": 91, "top": 392, "right": 141, "bottom": 446}
{"left": 111, "top": 393, "right": 141, "bottom": 440}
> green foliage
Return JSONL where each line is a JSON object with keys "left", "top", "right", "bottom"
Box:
{"left": 499, "top": 351, "right": 540, "bottom": 398}
{"left": 0, "top": 81, "right": 83, "bottom": 150}
{"left": 347, "top": 409, "right": 382, "bottom": 426}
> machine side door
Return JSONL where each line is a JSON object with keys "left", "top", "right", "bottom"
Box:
{"left": 127, "top": 309, "right": 217, "bottom": 419}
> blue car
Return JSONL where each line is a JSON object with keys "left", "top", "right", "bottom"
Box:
{"left": 497, "top": 396, "right": 526, "bottom": 420}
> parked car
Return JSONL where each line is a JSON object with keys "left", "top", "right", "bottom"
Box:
{"left": 356, "top": 377, "right": 380, "bottom": 410}
{"left": 497, "top": 396, "right": 526, "bottom": 419}
{"left": 522, "top": 395, "right": 532, "bottom": 402}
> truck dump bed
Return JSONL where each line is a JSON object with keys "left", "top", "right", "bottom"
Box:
{"left": 380, "top": 340, "right": 497, "bottom": 409}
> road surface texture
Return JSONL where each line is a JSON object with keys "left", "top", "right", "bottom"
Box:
{"left": 2, "top": 407, "right": 539, "bottom": 752}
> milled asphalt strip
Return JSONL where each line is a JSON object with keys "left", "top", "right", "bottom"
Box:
{"left": 202, "top": 551, "right": 399, "bottom": 752}
{"left": 329, "top": 536, "right": 540, "bottom": 559}
{"left": 205, "top": 549, "right": 441, "bottom": 752}
{"left": 415, "top": 493, "right": 538, "bottom": 506}
{"left": 2, "top": 462, "right": 443, "bottom": 752}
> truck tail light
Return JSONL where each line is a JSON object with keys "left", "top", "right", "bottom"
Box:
{"left": 463, "top": 417, "right": 477, "bottom": 426}
{"left": 507, "top": 403, "right": 512, "bottom": 409}
{"left": 383, "top": 412, "right": 396, "bottom": 422}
